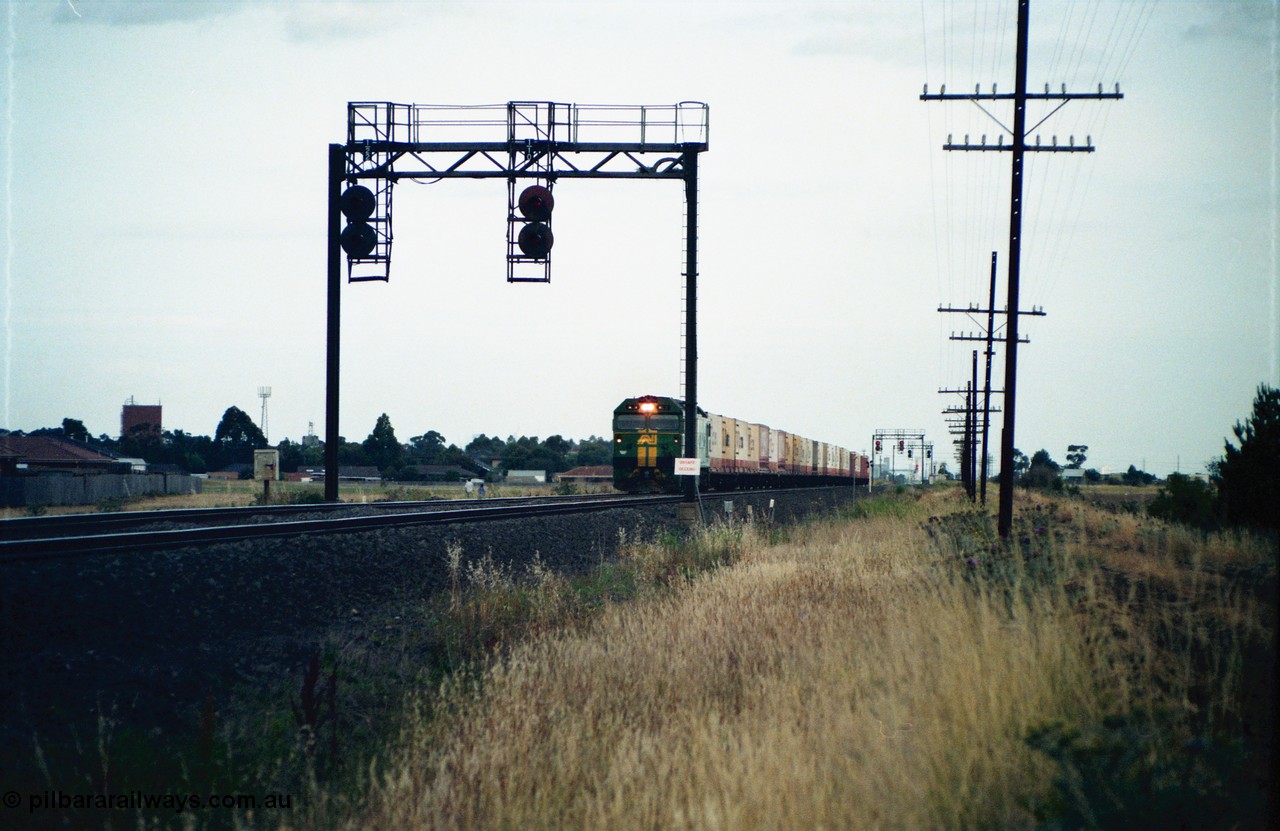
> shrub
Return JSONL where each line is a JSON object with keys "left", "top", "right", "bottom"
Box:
{"left": 1147, "top": 473, "right": 1218, "bottom": 530}
{"left": 1026, "top": 709, "right": 1258, "bottom": 830}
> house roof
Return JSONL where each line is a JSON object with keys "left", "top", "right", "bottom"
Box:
{"left": 0, "top": 435, "right": 121, "bottom": 467}
{"left": 560, "top": 465, "right": 613, "bottom": 478}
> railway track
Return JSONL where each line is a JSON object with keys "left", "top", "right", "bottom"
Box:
{"left": 0, "top": 493, "right": 681, "bottom": 562}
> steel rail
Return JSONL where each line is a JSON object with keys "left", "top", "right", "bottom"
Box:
{"left": 0, "top": 492, "right": 646, "bottom": 541}
{"left": 0, "top": 495, "right": 681, "bottom": 563}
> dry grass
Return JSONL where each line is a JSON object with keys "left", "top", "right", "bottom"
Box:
{"left": 305, "top": 489, "right": 1271, "bottom": 831}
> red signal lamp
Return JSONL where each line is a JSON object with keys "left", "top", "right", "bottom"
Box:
{"left": 518, "top": 185, "right": 554, "bottom": 221}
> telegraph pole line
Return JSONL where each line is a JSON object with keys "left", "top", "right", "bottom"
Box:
{"left": 980, "top": 253, "right": 996, "bottom": 505}
{"left": 922, "top": 0, "right": 1122, "bottom": 536}
{"left": 938, "top": 251, "right": 1044, "bottom": 504}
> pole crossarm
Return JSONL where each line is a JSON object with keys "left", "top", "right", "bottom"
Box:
{"left": 949, "top": 333, "right": 1029, "bottom": 343}
{"left": 942, "top": 139, "right": 1096, "bottom": 152}
{"left": 920, "top": 85, "right": 1122, "bottom": 101}
{"left": 938, "top": 305, "right": 1046, "bottom": 316}
{"left": 939, "top": 386, "right": 1004, "bottom": 397}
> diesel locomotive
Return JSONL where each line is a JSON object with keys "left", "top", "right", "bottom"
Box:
{"left": 612, "top": 395, "right": 869, "bottom": 493}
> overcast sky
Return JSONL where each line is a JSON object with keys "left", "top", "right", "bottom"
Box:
{"left": 2, "top": 0, "right": 1275, "bottom": 476}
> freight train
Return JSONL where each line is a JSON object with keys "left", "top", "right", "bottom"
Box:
{"left": 612, "top": 395, "right": 869, "bottom": 493}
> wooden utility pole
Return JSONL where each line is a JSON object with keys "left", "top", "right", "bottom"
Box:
{"left": 922, "top": 0, "right": 1122, "bottom": 535}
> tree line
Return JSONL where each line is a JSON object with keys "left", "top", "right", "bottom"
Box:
{"left": 1004, "top": 384, "right": 1279, "bottom": 536}
{"left": 8, "top": 408, "right": 612, "bottom": 482}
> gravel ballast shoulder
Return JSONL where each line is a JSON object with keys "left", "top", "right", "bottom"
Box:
{"left": 1, "top": 488, "right": 855, "bottom": 746}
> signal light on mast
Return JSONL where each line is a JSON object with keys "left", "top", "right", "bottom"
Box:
{"left": 516, "top": 184, "right": 554, "bottom": 258}
{"left": 339, "top": 185, "right": 377, "bottom": 258}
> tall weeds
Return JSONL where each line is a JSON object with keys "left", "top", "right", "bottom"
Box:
{"left": 333, "top": 489, "right": 1272, "bottom": 831}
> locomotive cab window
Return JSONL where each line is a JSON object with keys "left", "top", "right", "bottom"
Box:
{"left": 614, "top": 415, "right": 647, "bottom": 430}
{"left": 650, "top": 415, "right": 681, "bottom": 431}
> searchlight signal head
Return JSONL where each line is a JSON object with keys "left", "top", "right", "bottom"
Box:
{"left": 339, "top": 184, "right": 377, "bottom": 258}
{"left": 515, "top": 184, "right": 555, "bottom": 258}
{"left": 518, "top": 185, "right": 554, "bottom": 221}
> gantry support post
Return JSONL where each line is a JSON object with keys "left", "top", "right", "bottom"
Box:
{"left": 682, "top": 147, "right": 700, "bottom": 507}
{"left": 325, "top": 144, "right": 343, "bottom": 502}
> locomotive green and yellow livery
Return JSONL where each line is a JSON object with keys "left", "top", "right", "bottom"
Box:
{"left": 613, "top": 395, "right": 869, "bottom": 493}
{"left": 611, "top": 395, "right": 705, "bottom": 492}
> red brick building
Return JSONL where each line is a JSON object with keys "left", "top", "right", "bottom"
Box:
{"left": 121, "top": 402, "right": 162, "bottom": 439}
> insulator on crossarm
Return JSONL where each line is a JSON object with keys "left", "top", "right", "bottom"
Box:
{"left": 981, "top": 134, "right": 987, "bottom": 145}
{"left": 1069, "top": 135, "right": 1074, "bottom": 146}
{"left": 976, "top": 83, "right": 981, "bottom": 94}
{"left": 947, "top": 133, "right": 953, "bottom": 144}
{"left": 965, "top": 134, "right": 970, "bottom": 144}
{"left": 1036, "top": 135, "right": 1041, "bottom": 146}
{"left": 1115, "top": 83, "right": 1121, "bottom": 94}
{"left": 1087, "top": 135, "right": 1092, "bottom": 145}
{"left": 1099, "top": 83, "right": 1104, "bottom": 94}
{"left": 941, "top": 83, "right": 946, "bottom": 95}
{"left": 1052, "top": 135, "right": 1057, "bottom": 146}
{"left": 1061, "top": 84, "right": 1066, "bottom": 94}
{"left": 1045, "top": 83, "right": 1050, "bottom": 94}
{"left": 998, "top": 134, "right": 1004, "bottom": 146}
{"left": 993, "top": 83, "right": 997, "bottom": 94}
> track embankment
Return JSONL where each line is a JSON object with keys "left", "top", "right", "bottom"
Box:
{"left": 1, "top": 488, "right": 856, "bottom": 745}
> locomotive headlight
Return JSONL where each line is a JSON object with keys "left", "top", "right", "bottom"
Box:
{"left": 639, "top": 402, "right": 657, "bottom": 413}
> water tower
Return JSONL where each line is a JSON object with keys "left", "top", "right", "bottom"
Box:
{"left": 258, "top": 386, "right": 272, "bottom": 443}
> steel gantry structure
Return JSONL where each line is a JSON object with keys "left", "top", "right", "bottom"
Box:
{"left": 325, "top": 101, "right": 710, "bottom": 503}
{"left": 871, "top": 429, "right": 931, "bottom": 485}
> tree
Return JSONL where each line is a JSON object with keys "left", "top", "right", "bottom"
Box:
{"left": 408, "top": 430, "right": 447, "bottom": 464}
{"left": 61, "top": 418, "right": 89, "bottom": 443}
{"left": 213, "top": 406, "right": 267, "bottom": 467}
{"left": 1217, "top": 383, "right": 1280, "bottom": 533}
{"left": 362, "top": 413, "right": 404, "bottom": 473}
{"left": 1121, "top": 465, "right": 1156, "bottom": 487}
{"left": 465, "top": 434, "right": 506, "bottom": 464}
{"left": 1065, "top": 444, "right": 1088, "bottom": 469}
{"left": 337, "top": 437, "right": 368, "bottom": 467}
{"left": 1026, "top": 449, "right": 1062, "bottom": 490}
{"left": 119, "top": 422, "right": 164, "bottom": 460}
{"left": 276, "top": 438, "right": 303, "bottom": 473}
{"left": 574, "top": 436, "right": 611, "bottom": 467}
